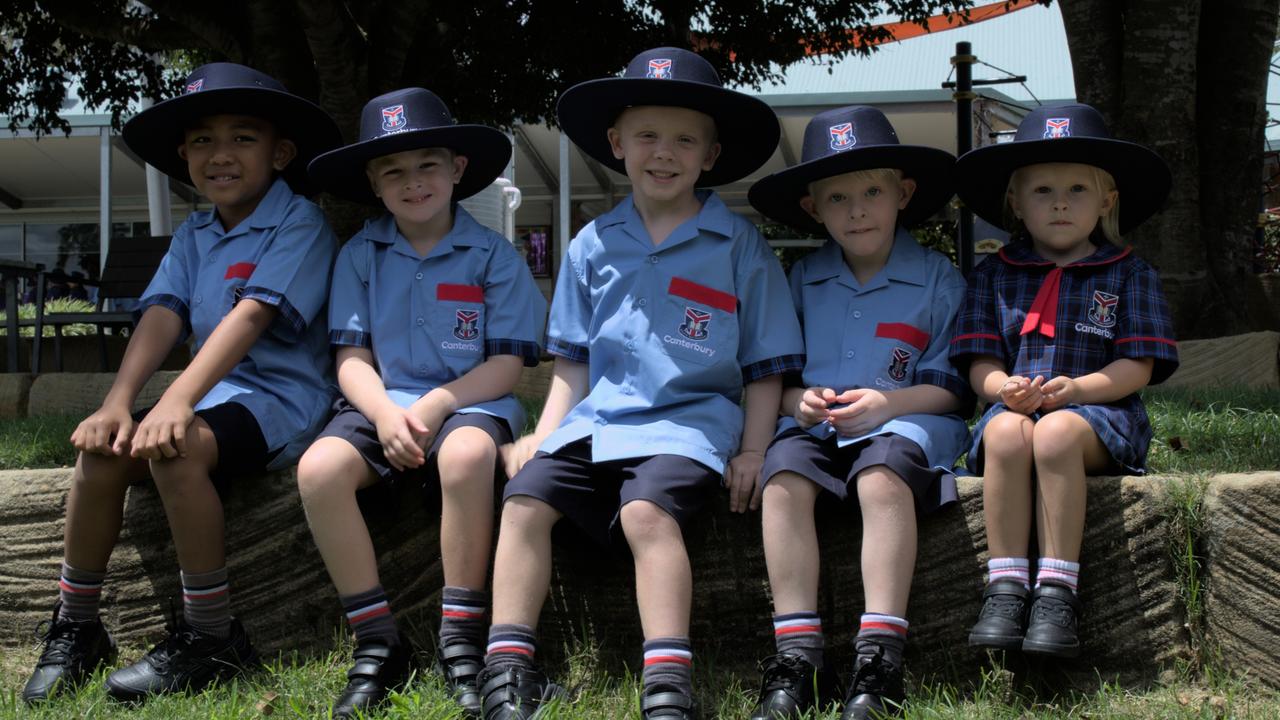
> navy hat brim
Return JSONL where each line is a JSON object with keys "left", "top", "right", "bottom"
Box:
{"left": 306, "top": 126, "right": 512, "bottom": 206}
{"left": 556, "top": 78, "right": 780, "bottom": 187}
{"left": 748, "top": 144, "right": 956, "bottom": 235}
{"left": 121, "top": 87, "right": 342, "bottom": 197}
{"left": 956, "top": 137, "right": 1171, "bottom": 233}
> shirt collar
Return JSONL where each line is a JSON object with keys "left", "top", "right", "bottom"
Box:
{"left": 801, "top": 228, "right": 930, "bottom": 288}
{"left": 597, "top": 190, "right": 736, "bottom": 247}
{"left": 191, "top": 177, "right": 294, "bottom": 234}
{"left": 997, "top": 235, "right": 1132, "bottom": 268}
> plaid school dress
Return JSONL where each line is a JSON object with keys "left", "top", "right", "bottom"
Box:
{"left": 949, "top": 236, "right": 1179, "bottom": 474}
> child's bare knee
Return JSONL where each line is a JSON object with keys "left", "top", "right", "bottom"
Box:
{"left": 619, "top": 500, "right": 678, "bottom": 543}
{"left": 437, "top": 430, "right": 498, "bottom": 485}
{"left": 983, "top": 412, "right": 1034, "bottom": 459}
{"left": 1031, "top": 412, "right": 1090, "bottom": 464}
{"left": 856, "top": 468, "right": 912, "bottom": 510}
{"left": 500, "top": 495, "right": 559, "bottom": 533}
{"left": 296, "top": 440, "right": 363, "bottom": 502}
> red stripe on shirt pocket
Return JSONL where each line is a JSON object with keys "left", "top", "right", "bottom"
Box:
{"left": 875, "top": 322, "right": 930, "bottom": 351}
{"left": 668, "top": 277, "right": 736, "bottom": 314}
{"left": 224, "top": 262, "right": 256, "bottom": 280}
{"left": 437, "top": 283, "right": 484, "bottom": 302}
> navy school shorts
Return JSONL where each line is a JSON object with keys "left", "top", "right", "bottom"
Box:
{"left": 502, "top": 437, "right": 721, "bottom": 548}
{"left": 131, "top": 401, "right": 276, "bottom": 496}
{"left": 761, "top": 428, "right": 958, "bottom": 516}
{"left": 315, "top": 397, "right": 512, "bottom": 488}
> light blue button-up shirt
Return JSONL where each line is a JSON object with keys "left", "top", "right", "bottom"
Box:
{"left": 328, "top": 207, "right": 546, "bottom": 434}
{"left": 541, "top": 191, "right": 804, "bottom": 473}
{"left": 776, "top": 229, "right": 969, "bottom": 470}
{"left": 138, "top": 178, "right": 337, "bottom": 468}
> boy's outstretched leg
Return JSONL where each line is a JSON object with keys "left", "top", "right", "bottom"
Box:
{"left": 478, "top": 495, "right": 565, "bottom": 720}
{"left": 970, "top": 412, "right": 1036, "bottom": 651}
{"left": 22, "top": 451, "right": 141, "bottom": 703}
{"left": 752, "top": 472, "right": 836, "bottom": 720}
{"left": 104, "top": 417, "right": 257, "bottom": 701}
{"left": 622, "top": 500, "right": 699, "bottom": 720}
{"left": 297, "top": 436, "right": 410, "bottom": 718}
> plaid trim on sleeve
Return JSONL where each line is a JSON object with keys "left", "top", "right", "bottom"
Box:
{"left": 329, "top": 329, "right": 372, "bottom": 348}
{"left": 486, "top": 339, "right": 542, "bottom": 367}
{"left": 135, "top": 293, "right": 190, "bottom": 326}
{"left": 743, "top": 354, "right": 806, "bottom": 384}
{"left": 241, "top": 286, "right": 305, "bottom": 336}
{"left": 547, "top": 337, "right": 589, "bottom": 364}
{"left": 916, "top": 368, "right": 969, "bottom": 399}
{"left": 949, "top": 262, "right": 1005, "bottom": 367}
{"left": 1114, "top": 262, "right": 1179, "bottom": 384}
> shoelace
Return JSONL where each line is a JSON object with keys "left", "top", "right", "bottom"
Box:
{"left": 33, "top": 618, "right": 81, "bottom": 666}
{"left": 757, "top": 654, "right": 807, "bottom": 692}
{"left": 1030, "top": 596, "right": 1076, "bottom": 627}
{"left": 849, "top": 647, "right": 896, "bottom": 695}
{"left": 982, "top": 592, "right": 1027, "bottom": 620}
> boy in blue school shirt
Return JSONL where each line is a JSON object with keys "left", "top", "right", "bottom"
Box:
{"left": 21, "top": 63, "right": 341, "bottom": 704}
{"left": 302, "top": 88, "right": 546, "bottom": 719}
{"left": 478, "top": 48, "right": 804, "bottom": 720}
{"left": 746, "top": 106, "right": 969, "bottom": 720}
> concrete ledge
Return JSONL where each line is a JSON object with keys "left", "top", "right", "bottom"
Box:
{"left": 0, "top": 470, "right": 1211, "bottom": 685}
{"left": 26, "top": 372, "right": 182, "bottom": 418}
{"left": 1163, "top": 331, "right": 1280, "bottom": 390}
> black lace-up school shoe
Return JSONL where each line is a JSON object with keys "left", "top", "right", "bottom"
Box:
{"left": 840, "top": 645, "right": 905, "bottom": 720}
{"left": 332, "top": 633, "right": 413, "bottom": 718}
{"left": 436, "top": 639, "right": 484, "bottom": 717}
{"left": 641, "top": 683, "right": 699, "bottom": 719}
{"left": 1022, "top": 583, "right": 1083, "bottom": 658}
{"left": 22, "top": 603, "right": 117, "bottom": 703}
{"left": 968, "top": 579, "right": 1031, "bottom": 650}
{"left": 477, "top": 664, "right": 567, "bottom": 720}
{"left": 749, "top": 652, "right": 838, "bottom": 719}
{"left": 104, "top": 617, "right": 258, "bottom": 701}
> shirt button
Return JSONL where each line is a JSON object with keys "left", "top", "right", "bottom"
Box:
{"left": 209, "top": 252, "right": 217, "bottom": 262}
{"left": 418, "top": 364, "right": 428, "bottom": 373}
{"left": 846, "top": 350, "right": 855, "bottom": 358}
{"left": 649, "top": 256, "right": 659, "bottom": 264}
{"left": 415, "top": 272, "right": 423, "bottom": 280}
{"left": 416, "top": 317, "right": 425, "bottom": 326}
{"left": 194, "top": 295, "right": 202, "bottom": 304}
{"left": 853, "top": 311, "right": 862, "bottom": 319}
{"left": 625, "top": 341, "right": 635, "bottom": 351}
{"left": 638, "top": 298, "right": 647, "bottom": 307}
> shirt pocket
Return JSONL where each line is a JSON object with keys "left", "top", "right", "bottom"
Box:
{"left": 657, "top": 276, "right": 737, "bottom": 367}
{"left": 873, "top": 322, "right": 930, "bottom": 387}
{"left": 432, "top": 283, "right": 486, "bottom": 360}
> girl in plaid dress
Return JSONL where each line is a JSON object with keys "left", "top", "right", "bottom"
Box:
{"left": 949, "top": 104, "right": 1179, "bottom": 659}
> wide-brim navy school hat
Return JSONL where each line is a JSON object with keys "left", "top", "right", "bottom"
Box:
{"left": 122, "top": 63, "right": 341, "bottom": 197}
{"left": 556, "top": 47, "right": 780, "bottom": 187}
{"left": 956, "top": 103, "right": 1171, "bottom": 234}
{"left": 748, "top": 106, "right": 955, "bottom": 235}
{"left": 307, "top": 88, "right": 512, "bottom": 206}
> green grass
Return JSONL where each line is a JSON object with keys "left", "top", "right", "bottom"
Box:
{"left": 1143, "top": 387, "right": 1280, "bottom": 474}
{"left": 2, "top": 639, "right": 1278, "bottom": 719}
{"left": 0, "top": 415, "right": 79, "bottom": 470}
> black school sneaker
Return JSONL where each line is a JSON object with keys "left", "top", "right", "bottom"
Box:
{"left": 840, "top": 645, "right": 905, "bottom": 720}
{"left": 477, "top": 663, "right": 567, "bottom": 720}
{"left": 22, "top": 603, "right": 118, "bottom": 703}
{"left": 436, "top": 639, "right": 484, "bottom": 717}
{"left": 332, "top": 633, "right": 413, "bottom": 718}
{"left": 750, "top": 652, "right": 838, "bottom": 719}
{"left": 104, "top": 617, "right": 258, "bottom": 701}
{"left": 1022, "top": 583, "right": 1083, "bottom": 658}
{"left": 641, "top": 682, "right": 699, "bottom": 719}
{"left": 968, "top": 579, "right": 1031, "bottom": 650}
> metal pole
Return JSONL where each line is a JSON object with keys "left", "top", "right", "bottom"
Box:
{"left": 952, "top": 41, "right": 975, "bottom": 276}
{"left": 558, "top": 132, "right": 571, "bottom": 268}
{"left": 99, "top": 127, "right": 112, "bottom": 276}
{"left": 143, "top": 97, "right": 173, "bottom": 237}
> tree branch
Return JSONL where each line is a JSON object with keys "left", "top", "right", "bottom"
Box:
{"left": 138, "top": 0, "right": 247, "bottom": 62}
{"left": 37, "top": 0, "right": 210, "bottom": 52}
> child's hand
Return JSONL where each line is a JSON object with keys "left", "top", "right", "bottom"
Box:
{"left": 795, "top": 387, "right": 834, "bottom": 429}
{"left": 724, "top": 449, "right": 764, "bottom": 513}
{"left": 1040, "top": 376, "right": 1078, "bottom": 411}
{"left": 407, "top": 393, "right": 452, "bottom": 444}
{"left": 374, "top": 408, "right": 430, "bottom": 471}
{"left": 999, "top": 375, "right": 1045, "bottom": 414}
{"left": 501, "top": 434, "right": 544, "bottom": 479}
{"left": 130, "top": 397, "right": 195, "bottom": 460}
{"left": 827, "top": 388, "right": 891, "bottom": 437}
{"left": 71, "top": 402, "right": 135, "bottom": 456}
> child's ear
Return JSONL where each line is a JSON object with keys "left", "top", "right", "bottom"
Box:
{"left": 799, "top": 195, "right": 821, "bottom": 221}
{"left": 701, "top": 142, "right": 722, "bottom": 172}
{"left": 272, "top": 139, "right": 298, "bottom": 171}
{"left": 607, "top": 127, "right": 624, "bottom": 160}
{"left": 451, "top": 154, "right": 470, "bottom": 183}
{"left": 1100, "top": 188, "right": 1118, "bottom": 215}
{"left": 177, "top": 144, "right": 188, "bottom": 161}
{"left": 897, "top": 178, "right": 917, "bottom": 210}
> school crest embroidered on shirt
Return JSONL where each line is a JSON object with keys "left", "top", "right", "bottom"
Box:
{"left": 453, "top": 309, "right": 480, "bottom": 340}
{"left": 185, "top": 79, "right": 204, "bottom": 94}
{"left": 829, "top": 122, "right": 856, "bottom": 151}
{"left": 1088, "top": 290, "right": 1119, "bottom": 328}
{"left": 1043, "top": 118, "right": 1071, "bottom": 139}
{"left": 887, "top": 347, "right": 912, "bottom": 381}
{"left": 647, "top": 59, "right": 673, "bottom": 79}
{"left": 678, "top": 307, "right": 711, "bottom": 341}
{"left": 381, "top": 105, "right": 407, "bottom": 133}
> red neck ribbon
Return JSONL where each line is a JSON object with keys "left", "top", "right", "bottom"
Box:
{"left": 1020, "top": 266, "right": 1062, "bottom": 338}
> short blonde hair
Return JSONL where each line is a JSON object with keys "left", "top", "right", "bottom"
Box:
{"left": 1004, "top": 164, "right": 1121, "bottom": 245}
{"left": 807, "top": 167, "right": 904, "bottom": 198}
